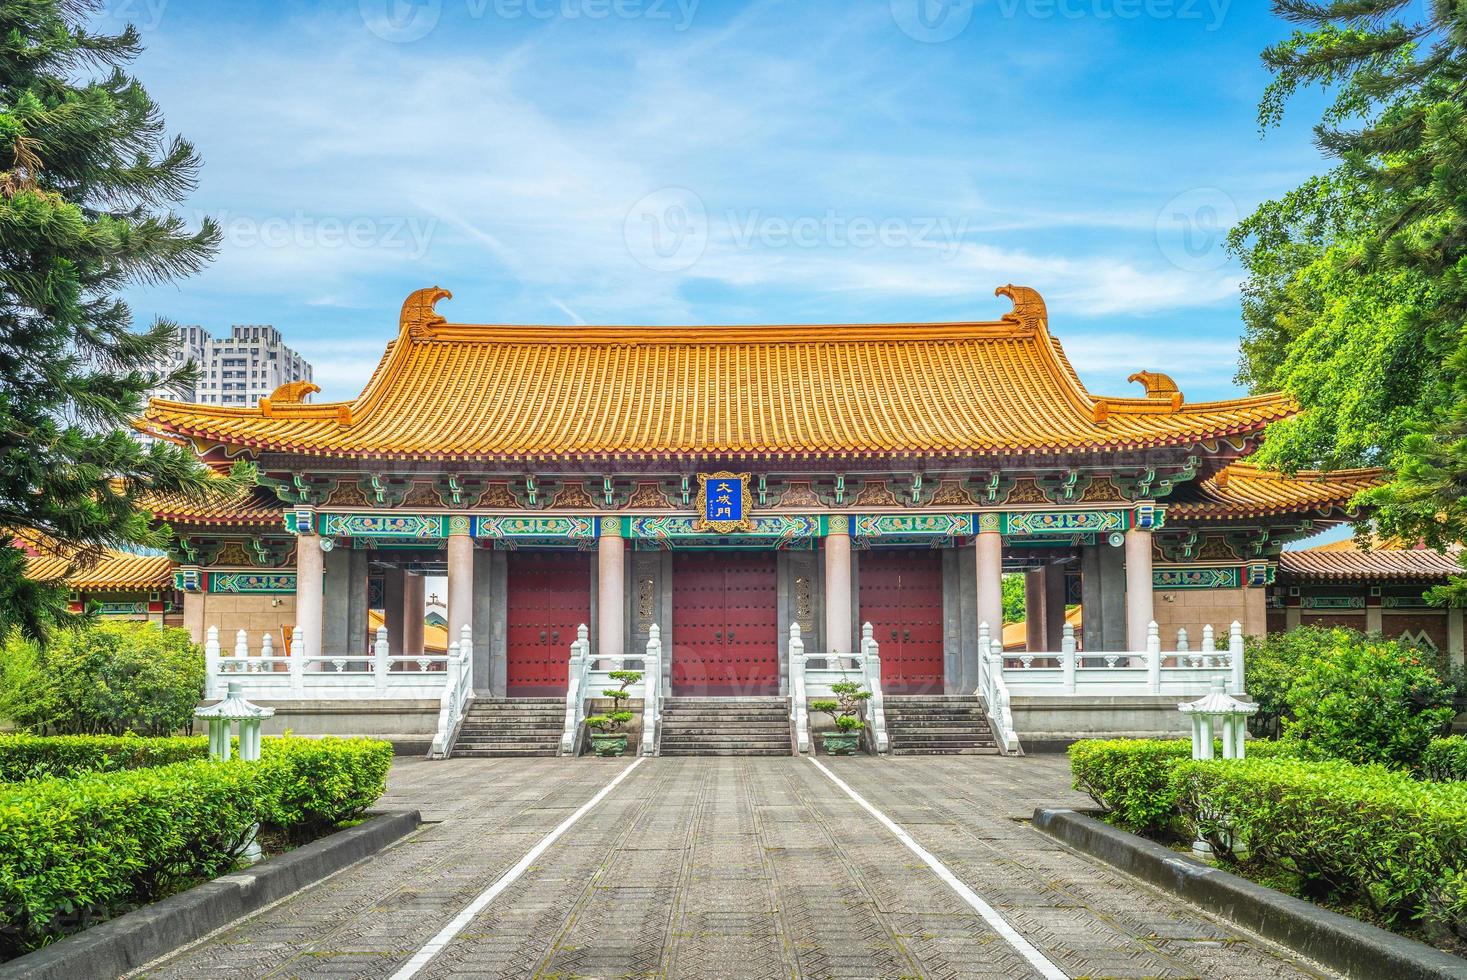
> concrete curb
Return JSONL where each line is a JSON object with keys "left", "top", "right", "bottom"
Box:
{"left": 1, "top": 809, "right": 421, "bottom": 980}
{"left": 1034, "top": 807, "right": 1467, "bottom": 980}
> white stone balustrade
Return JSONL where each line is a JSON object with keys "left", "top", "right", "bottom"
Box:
{"left": 428, "top": 626, "right": 474, "bottom": 759}
{"left": 560, "top": 625, "right": 658, "bottom": 756}
{"left": 976, "top": 631, "right": 1020, "bottom": 754}
{"left": 998, "top": 620, "right": 1246, "bottom": 698}
{"left": 204, "top": 624, "right": 456, "bottom": 700}
{"left": 789, "top": 621, "right": 889, "bottom": 755}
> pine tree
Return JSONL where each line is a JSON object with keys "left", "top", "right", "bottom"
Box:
{"left": 0, "top": 0, "right": 239, "bottom": 637}
{"left": 1235, "top": 2, "right": 1467, "bottom": 603}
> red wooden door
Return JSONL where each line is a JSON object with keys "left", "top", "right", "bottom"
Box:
{"left": 506, "top": 552, "right": 591, "bottom": 697}
{"left": 859, "top": 549, "right": 945, "bottom": 694}
{"left": 671, "top": 552, "right": 779, "bottom": 695}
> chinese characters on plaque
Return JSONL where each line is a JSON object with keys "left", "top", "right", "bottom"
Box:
{"left": 693, "top": 471, "right": 755, "bottom": 533}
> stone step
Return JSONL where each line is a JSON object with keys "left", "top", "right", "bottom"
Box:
{"left": 659, "top": 748, "right": 792, "bottom": 757}
{"left": 890, "top": 746, "right": 999, "bottom": 756}
{"left": 660, "top": 733, "right": 791, "bottom": 744}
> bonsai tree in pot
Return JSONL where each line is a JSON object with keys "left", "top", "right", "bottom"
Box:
{"left": 586, "top": 669, "right": 642, "bottom": 757}
{"left": 810, "top": 680, "right": 871, "bottom": 755}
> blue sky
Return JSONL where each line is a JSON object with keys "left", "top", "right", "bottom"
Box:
{"left": 108, "top": 0, "right": 1332, "bottom": 404}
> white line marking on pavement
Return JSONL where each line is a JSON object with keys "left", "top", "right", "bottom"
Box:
{"left": 806, "top": 757, "right": 1069, "bottom": 980}
{"left": 389, "top": 757, "right": 646, "bottom": 980}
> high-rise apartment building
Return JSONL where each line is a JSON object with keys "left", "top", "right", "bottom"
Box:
{"left": 153, "top": 324, "right": 312, "bottom": 406}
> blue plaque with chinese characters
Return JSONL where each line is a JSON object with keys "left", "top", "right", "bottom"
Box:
{"left": 693, "top": 471, "right": 755, "bottom": 533}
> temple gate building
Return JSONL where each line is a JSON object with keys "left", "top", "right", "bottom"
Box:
{"left": 133, "top": 285, "right": 1462, "bottom": 754}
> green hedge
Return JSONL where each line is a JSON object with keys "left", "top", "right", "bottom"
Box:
{"left": 0, "top": 736, "right": 392, "bottom": 957}
{"left": 1068, "top": 737, "right": 1300, "bottom": 832}
{"left": 1423, "top": 735, "right": 1467, "bottom": 782}
{"left": 0, "top": 734, "right": 208, "bottom": 782}
{"left": 1176, "top": 757, "right": 1467, "bottom": 938}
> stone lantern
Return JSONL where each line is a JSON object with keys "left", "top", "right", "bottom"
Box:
{"left": 195, "top": 681, "right": 275, "bottom": 762}
{"left": 1179, "top": 677, "right": 1258, "bottom": 761}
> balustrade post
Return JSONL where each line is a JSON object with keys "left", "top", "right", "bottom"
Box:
{"left": 459, "top": 624, "right": 473, "bottom": 690}
{"left": 976, "top": 621, "right": 991, "bottom": 692}
{"left": 861, "top": 622, "right": 888, "bottom": 753}
{"left": 290, "top": 626, "right": 305, "bottom": 692}
{"left": 1201, "top": 624, "right": 1216, "bottom": 668}
{"left": 205, "top": 626, "right": 221, "bottom": 699}
{"left": 374, "top": 626, "right": 389, "bottom": 690}
{"left": 642, "top": 623, "right": 661, "bottom": 755}
{"left": 1146, "top": 621, "right": 1161, "bottom": 693}
{"left": 235, "top": 629, "right": 249, "bottom": 661}
{"left": 260, "top": 633, "right": 274, "bottom": 676}
{"left": 1061, "top": 623, "right": 1077, "bottom": 694}
{"left": 1176, "top": 628, "right": 1188, "bottom": 662}
{"left": 1229, "top": 621, "right": 1245, "bottom": 694}
{"left": 789, "top": 621, "right": 808, "bottom": 754}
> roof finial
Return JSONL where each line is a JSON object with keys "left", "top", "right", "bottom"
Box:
{"left": 995, "top": 284, "right": 1047, "bottom": 334}
{"left": 1128, "top": 370, "right": 1184, "bottom": 410}
{"left": 400, "top": 286, "right": 453, "bottom": 340}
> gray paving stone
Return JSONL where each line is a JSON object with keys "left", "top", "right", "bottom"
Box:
{"left": 133, "top": 754, "right": 1340, "bottom": 980}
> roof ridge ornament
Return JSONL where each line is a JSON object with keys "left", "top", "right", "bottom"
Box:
{"left": 400, "top": 285, "right": 453, "bottom": 340}
{"left": 1127, "top": 370, "right": 1185, "bottom": 411}
{"left": 995, "top": 284, "right": 1047, "bottom": 334}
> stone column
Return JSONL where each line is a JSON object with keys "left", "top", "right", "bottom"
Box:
{"left": 1365, "top": 598, "right": 1383, "bottom": 634}
{"left": 383, "top": 566, "right": 405, "bottom": 655}
{"left": 1124, "top": 527, "right": 1154, "bottom": 650}
{"left": 403, "top": 571, "right": 424, "bottom": 655}
{"left": 447, "top": 529, "right": 474, "bottom": 646}
{"left": 295, "top": 535, "right": 324, "bottom": 659}
{"left": 1024, "top": 568, "right": 1047, "bottom": 652}
{"left": 346, "top": 549, "right": 370, "bottom": 655}
{"left": 598, "top": 520, "right": 625, "bottom": 659}
{"left": 1044, "top": 563, "right": 1068, "bottom": 651}
{"left": 975, "top": 528, "right": 1004, "bottom": 636}
{"left": 824, "top": 516, "right": 853, "bottom": 654}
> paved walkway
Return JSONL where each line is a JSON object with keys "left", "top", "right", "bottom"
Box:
{"left": 137, "top": 755, "right": 1335, "bottom": 980}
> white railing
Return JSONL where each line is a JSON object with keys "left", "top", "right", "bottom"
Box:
{"left": 559, "top": 625, "right": 658, "bottom": 756}
{"left": 204, "top": 626, "right": 453, "bottom": 700}
{"left": 999, "top": 621, "right": 1245, "bottom": 698}
{"left": 428, "top": 626, "right": 473, "bottom": 758}
{"left": 789, "top": 621, "right": 889, "bottom": 754}
{"left": 977, "top": 625, "right": 1020, "bottom": 754}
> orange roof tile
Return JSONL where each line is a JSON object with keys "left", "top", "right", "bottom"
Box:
{"left": 143, "top": 486, "right": 283, "bottom": 527}
{"left": 141, "top": 285, "right": 1296, "bottom": 461}
{"left": 1166, "top": 464, "right": 1383, "bottom": 521}
{"left": 367, "top": 610, "right": 448, "bottom": 653}
{"left": 1278, "top": 542, "right": 1461, "bottom": 583}
{"left": 25, "top": 550, "right": 174, "bottom": 591}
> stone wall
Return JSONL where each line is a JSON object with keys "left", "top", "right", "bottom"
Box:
{"left": 1150, "top": 585, "right": 1265, "bottom": 643}
{"left": 183, "top": 592, "right": 297, "bottom": 649}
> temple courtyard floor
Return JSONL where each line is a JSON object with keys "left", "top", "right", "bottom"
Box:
{"left": 135, "top": 755, "right": 1336, "bottom": 980}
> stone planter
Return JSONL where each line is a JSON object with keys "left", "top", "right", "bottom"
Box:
{"left": 590, "top": 733, "right": 629, "bottom": 757}
{"left": 821, "top": 731, "right": 860, "bottom": 756}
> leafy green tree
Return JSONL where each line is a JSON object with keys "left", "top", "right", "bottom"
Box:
{"left": 0, "top": 0, "right": 238, "bottom": 638}
{"left": 1232, "top": 2, "right": 1467, "bottom": 602}
{"left": 1002, "top": 573, "right": 1025, "bottom": 624}
{"left": 0, "top": 621, "right": 205, "bottom": 736}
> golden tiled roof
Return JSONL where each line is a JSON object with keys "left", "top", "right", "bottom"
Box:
{"left": 1166, "top": 464, "right": 1383, "bottom": 521}
{"left": 25, "top": 549, "right": 174, "bottom": 591}
{"left": 367, "top": 610, "right": 448, "bottom": 653}
{"left": 1278, "top": 541, "right": 1461, "bottom": 583}
{"left": 141, "top": 285, "right": 1296, "bottom": 461}
{"left": 143, "top": 486, "right": 283, "bottom": 527}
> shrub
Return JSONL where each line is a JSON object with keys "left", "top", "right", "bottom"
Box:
{"left": 1069, "top": 737, "right": 1302, "bottom": 833}
{"left": 1282, "top": 637, "right": 1455, "bottom": 768}
{"left": 256, "top": 736, "right": 393, "bottom": 837}
{"left": 1174, "top": 756, "right": 1467, "bottom": 938}
{"left": 0, "top": 622, "right": 205, "bottom": 736}
{"left": 811, "top": 680, "right": 871, "bottom": 734}
{"left": 0, "top": 736, "right": 393, "bottom": 956}
{"left": 1244, "top": 626, "right": 1362, "bottom": 738}
{"left": 1423, "top": 735, "right": 1467, "bottom": 782}
{"left": 0, "top": 734, "right": 207, "bottom": 782}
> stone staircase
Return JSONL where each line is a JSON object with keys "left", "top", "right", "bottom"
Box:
{"left": 450, "top": 698, "right": 564, "bottom": 758}
{"left": 884, "top": 695, "right": 999, "bottom": 755}
{"left": 658, "top": 697, "right": 793, "bottom": 757}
